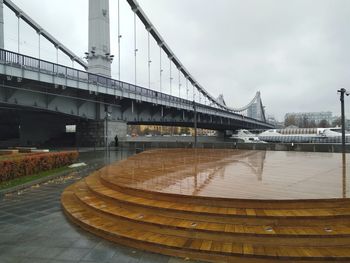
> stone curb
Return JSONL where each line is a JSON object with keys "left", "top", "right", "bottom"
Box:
{"left": 0, "top": 166, "right": 87, "bottom": 197}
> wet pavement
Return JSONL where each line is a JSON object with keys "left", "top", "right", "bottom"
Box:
{"left": 0, "top": 149, "right": 197, "bottom": 263}
{"left": 102, "top": 149, "right": 350, "bottom": 200}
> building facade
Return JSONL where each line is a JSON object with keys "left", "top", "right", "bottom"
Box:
{"left": 285, "top": 111, "right": 333, "bottom": 125}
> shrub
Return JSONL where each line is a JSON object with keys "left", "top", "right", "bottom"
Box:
{"left": 0, "top": 151, "right": 79, "bottom": 183}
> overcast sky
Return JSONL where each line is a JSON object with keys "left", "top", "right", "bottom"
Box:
{"left": 4, "top": 0, "right": 350, "bottom": 120}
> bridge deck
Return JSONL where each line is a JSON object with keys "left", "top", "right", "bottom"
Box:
{"left": 0, "top": 48, "right": 273, "bottom": 129}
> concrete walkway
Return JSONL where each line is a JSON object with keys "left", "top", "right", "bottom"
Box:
{"left": 0, "top": 150, "right": 198, "bottom": 263}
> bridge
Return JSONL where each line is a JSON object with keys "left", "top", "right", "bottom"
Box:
{"left": 0, "top": 0, "right": 273, "bottom": 147}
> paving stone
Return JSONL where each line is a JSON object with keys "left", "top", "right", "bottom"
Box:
{"left": 55, "top": 247, "right": 91, "bottom": 261}
{"left": 0, "top": 150, "right": 182, "bottom": 263}
{"left": 48, "top": 260, "right": 79, "bottom": 263}
{"left": 19, "top": 258, "right": 49, "bottom": 263}
{"left": 71, "top": 238, "right": 100, "bottom": 249}
{"left": 0, "top": 245, "right": 14, "bottom": 255}
{"left": 6, "top": 245, "right": 40, "bottom": 257}
{"left": 0, "top": 255, "right": 22, "bottom": 263}
{"left": 139, "top": 252, "right": 170, "bottom": 263}
{"left": 27, "top": 247, "right": 66, "bottom": 259}
{"left": 108, "top": 247, "right": 143, "bottom": 263}
{"left": 3, "top": 209, "right": 33, "bottom": 216}
{"left": 0, "top": 223, "right": 18, "bottom": 233}
{"left": 82, "top": 248, "right": 116, "bottom": 262}
{"left": 0, "top": 233, "right": 22, "bottom": 245}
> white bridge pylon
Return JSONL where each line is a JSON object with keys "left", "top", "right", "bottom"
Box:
{"left": 0, "top": 0, "right": 267, "bottom": 123}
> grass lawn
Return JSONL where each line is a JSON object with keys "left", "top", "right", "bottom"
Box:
{"left": 0, "top": 166, "right": 71, "bottom": 191}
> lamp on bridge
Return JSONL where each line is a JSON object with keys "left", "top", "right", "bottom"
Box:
{"left": 84, "top": 50, "right": 96, "bottom": 61}
{"left": 105, "top": 53, "right": 114, "bottom": 62}
{"left": 84, "top": 52, "right": 89, "bottom": 61}
{"left": 337, "top": 88, "right": 349, "bottom": 153}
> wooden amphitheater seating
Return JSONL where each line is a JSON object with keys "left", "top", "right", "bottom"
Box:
{"left": 61, "top": 176, "right": 350, "bottom": 262}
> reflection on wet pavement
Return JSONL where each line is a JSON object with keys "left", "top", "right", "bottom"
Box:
{"left": 0, "top": 149, "right": 187, "bottom": 263}
{"left": 101, "top": 149, "right": 350, "bottom": 200}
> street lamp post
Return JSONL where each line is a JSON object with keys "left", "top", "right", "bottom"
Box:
{"left": 338, "top": 88, "right": 349, "bottom": 153}
{"left": 105, "top": 112, "right": 108, "bottom": 151}
{"left": 104, "top": 105, "right": 112, "bottom": 151}
{"left": 193, "top": 100, "right": 197, "bottom": 148}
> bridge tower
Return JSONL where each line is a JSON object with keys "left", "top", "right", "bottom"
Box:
{"left": 77, "top": 0, "right": 127, "bottom": 147}
{"left": 88, "top": 0, "right": 112, "bottom": 77}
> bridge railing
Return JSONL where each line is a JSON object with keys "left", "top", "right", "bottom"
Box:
{"left": 0, "top": 48, "right": 272, "bottom": 127}
{"left": 2, "top": 49, "right": 191, "bottom": 103}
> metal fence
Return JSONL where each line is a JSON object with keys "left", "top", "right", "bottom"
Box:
{"left": 258, "top": 135, "right": 350, "bottom": 144}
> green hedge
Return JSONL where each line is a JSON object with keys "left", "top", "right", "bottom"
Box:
{"left": 0, "top": 151, "right": 79, "bottom": 183}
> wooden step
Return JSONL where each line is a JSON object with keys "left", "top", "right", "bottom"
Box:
{"left": 84, "top": 173, "right": 350, "bottom": 226}
{"left": 73, "top": 180, "right": 350, "bottom": 246}
{"left": 102, "top": 172, "right": 350, "bottom": 209}
{"left": 62, "top": 149, "right": 350, "bottom": 262}
{"left": 62, "top": 183, "right": 350, "bottom": 262}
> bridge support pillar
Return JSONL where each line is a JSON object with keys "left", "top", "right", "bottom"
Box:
{"left": 77, "top": 120, "right": 126, "bottom": 147}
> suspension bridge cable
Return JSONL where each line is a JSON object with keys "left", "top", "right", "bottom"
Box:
{"left": 17, "top": 15, "right": 20, "bottom": 53}
{"left": 178, "top": 68, "right": 181, "bottom": 98}
{"left": 169, "top": 58, "right": 172, "bottom": 95}
{"left": 192, "top": 83, "right": 195, "bottom": 101}
{"left": 159, "top": 45, "right": 162, "bottom": 93}
{"left": 118, "top": 0, "right": 121, "bottom": 82}
{"left": 147, "top": 30, "right": 151, "bottom": 90}
{"left": 134, "top": 12, "right": 137, "bottom": 87}
{"left": 56, "top": 46, "right": 58, "bottom": 64}
{"left": 38, "top": 32, "right": 40, "bottom": 60}
{"left": 186, "top": 77, "right": 189, "bottom": 100}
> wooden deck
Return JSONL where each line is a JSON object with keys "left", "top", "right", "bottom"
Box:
{"left": 61, "top": 149, "right": 350, "bottom": 262}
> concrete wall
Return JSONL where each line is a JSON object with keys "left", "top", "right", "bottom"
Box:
{"left": 107, "top": 121, "right": 127, "bottom": 145}
{"left": 77, "top": 120, "right": 127, "bottom": 147}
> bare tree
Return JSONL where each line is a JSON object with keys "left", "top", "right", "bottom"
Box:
{"left": 309, "top": 120, "right": 317, "bottom": 128}
{"left": 319, "top": 119, "right": 330, "bottom": 128}
{"left": 284, "top": 114, "right": 297, "bottom": 127}
{"left": 301, "top": 116, "right": 309, "bottom": 128}
{"left": 332, "top": 117, "right": 342, "bottom": 127}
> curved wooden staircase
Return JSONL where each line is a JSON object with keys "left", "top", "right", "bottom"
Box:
{"left": 62, "top": 169, "right": 350, "bottom": 262}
